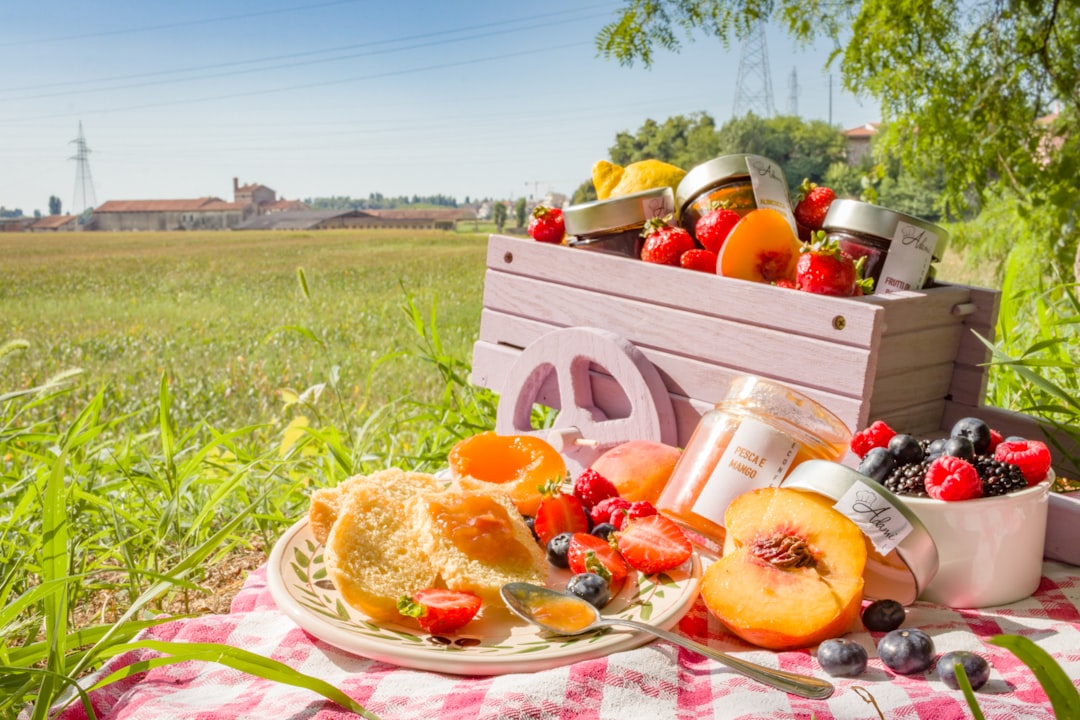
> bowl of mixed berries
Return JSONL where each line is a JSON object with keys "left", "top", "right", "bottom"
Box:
{"left": 849, "top": 416, "right": 1053, "bottom": 608}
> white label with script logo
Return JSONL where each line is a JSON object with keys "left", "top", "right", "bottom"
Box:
{"left": 876, "top": 220, "right": 939, "bottom": 294}
{"left": 745, "top": 156, "right": 798, "bottom": 236}
{"left": 832, "top": 480, "right": 913, "bottom": 555}
{"left": 691, "top": 418, "right": 798, "bottom": 527}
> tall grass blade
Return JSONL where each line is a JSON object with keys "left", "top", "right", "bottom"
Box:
{"left": 92, "top": 640, "right": 380, "bottom": 720}
{"left": 989, "top": 635, "right": 1080, "bottom": 720}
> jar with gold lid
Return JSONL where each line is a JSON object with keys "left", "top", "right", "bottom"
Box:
{"left": 675, "top": 154, "right": 797, "bottom": 241}
{"left": 822, "top": 199, "right": 947, "bottom": 294}
{"left": 563, "top": 187, "right": 675, "bottom": 258}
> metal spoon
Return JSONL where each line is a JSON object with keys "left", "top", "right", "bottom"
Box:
{"left": 500, "top": 582, "right": 834, "bottom": 700}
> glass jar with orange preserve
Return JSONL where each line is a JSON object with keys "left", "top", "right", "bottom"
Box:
{"left": 675, "top": 154, "right": 797, "bottom": 241}
{"left": 656, "top": 375, "right": 851, "bottom": 553}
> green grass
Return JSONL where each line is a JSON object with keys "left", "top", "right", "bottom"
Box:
{"left": 1, "top": 229, "right": 490, "bottom": 432}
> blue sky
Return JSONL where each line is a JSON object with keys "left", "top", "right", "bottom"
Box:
{"left": 0, "top": 1, "right": 877, "bottom": 216}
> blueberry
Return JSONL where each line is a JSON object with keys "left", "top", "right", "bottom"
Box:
{"left": 926, "top": 437, "right": 948, "bottom": 460}
{"left": 524, "top": 516, "right": 539, "bottom": 542}
{"left": 817, "top": 638, "right": 868, "bottom": 677}
{"left": 888, "top": 434, "right": 924, "bottom": 465}
{"left": 878, "top": 628, "right": 935, "bottom": 675}
{"left": 951, "top": 417, "right": 992, "bottom": 455}
{"left": 590, "top": 522, "right": 617, "bottom": 541}
{"left": 858, "top": 447, "right": 898, "bottom": 484}
{"left": 545, "top": 532, "right": 573, "bottom": 569}
{"left": 942, "top": 436, "right": 975, "bottom": 462}
{"left": 566, "top": 572, "right": 610, "bottom": 609}
{"left": 937, "top": 650, "right": 991, "bottom": 691}
{"left": 861, "top": 598, "right": 906, "bottom": 632}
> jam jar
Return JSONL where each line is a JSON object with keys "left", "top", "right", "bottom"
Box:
{"left": 563, "top": 187, "right": 675, "bottom": 258}
{"left": 675, "top": 154, "right": 797, "bottom": 240}
{"left": 655, "top": 375, "right": 851, "bottom": 553}
{"left": 822, "top": 199, "right": 947, "bottom": 294}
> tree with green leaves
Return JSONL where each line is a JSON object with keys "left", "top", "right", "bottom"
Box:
{"left": 48, "top": 195, "right": 62, "bottom": 216}
{"left": 514, "top": 197, "right": 528, "bottom": 229}
{"left": 609, "top": 112, "right": 722, "bottom": 169}
{"left": 596, "top": 0, "right": 1080, "bottom": 279}
{"left": 493, "top": 201, "right": 508, "bottom": 232}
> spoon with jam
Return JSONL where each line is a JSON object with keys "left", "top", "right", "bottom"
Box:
{"left": 500, "top": 582, "right": 834, "bottom": 699}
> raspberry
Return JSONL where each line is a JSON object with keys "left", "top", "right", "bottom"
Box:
{"left": 924, "top": 456, "right": 983, "bottom": 501}
{"left": 612, "top": 500, "right": 658, "bottom": 530}
{"left": 573, "top": 468, "right": 620, "bottom": 509}
{"left": 994, "top": 440, "right": 1052, "bottom": 485}
{"left": 850, "top": 420, "right": 897, "bottom": 458}
{"left": 589, "top": 496, "right": 631, "bottom": 527}
{"left": 987, "top": 428, "right": 1004, "bottom": 454}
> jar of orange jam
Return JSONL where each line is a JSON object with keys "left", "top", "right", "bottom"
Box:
{"left": 656, "top": 375, "right": 851, "bottom": 553}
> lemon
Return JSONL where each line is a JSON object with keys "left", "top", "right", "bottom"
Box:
{"left": 592, "top": 160, "right": 624, "bottom": 200}
{"left": 612, "top": 159, "right": 687, "bottom": 197}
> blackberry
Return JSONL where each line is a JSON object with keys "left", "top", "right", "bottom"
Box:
{"left": 975, "top": 456, "right": 1028, "bottom": 496}
{"left": 883, "top": 460, "right": 931, "bottom": 496}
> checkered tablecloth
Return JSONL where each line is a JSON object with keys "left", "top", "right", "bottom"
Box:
{"left": 56, "top": 562, "right": 1080, "bottom": 720}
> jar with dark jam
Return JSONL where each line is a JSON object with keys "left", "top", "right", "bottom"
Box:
{"left": 563, "top": 187, "right": 675, "bottom": 258}
{"left": 675, "top": 154, "right": 797, "bottom": 241}
{"left": 821, "top": 200, "right": 947, "bottom": 294}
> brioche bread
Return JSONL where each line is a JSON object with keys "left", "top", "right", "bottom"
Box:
{"left": 308, "top": 468, "right": 443, "bottom": 545}
{"left": 323, "top": 482, "right": 439, "bottom": 622}
{"left": 413, "top": 488, "right": 546, "bottom": 605}
{"left": 313, "top": 468, "right": 546, "bottom": 620}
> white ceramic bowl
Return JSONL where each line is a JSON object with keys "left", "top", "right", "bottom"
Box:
{"left": 900, "top": 480, "right": 1051, "bottom": 608}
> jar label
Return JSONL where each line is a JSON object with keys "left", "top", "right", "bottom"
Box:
{"left": 876, "top": 220, "right": 939, "bottom": 294}
{"left": 832, "top": 480, "right": 913, "bottom": 555}
{"left": 745, "top": 156, "right": 797, "bottom": 236}
{"left": 690, "top": 417, "right": 799, "bottom": 527}
{"left": 639, "top": 193, "right": 675, "bottom": 221}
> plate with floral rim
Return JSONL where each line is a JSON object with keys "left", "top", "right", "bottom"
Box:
{"left": 267, "top": 518, "right": 704, "bottom": 675}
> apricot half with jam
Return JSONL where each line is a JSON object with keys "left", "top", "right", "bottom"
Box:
{"left": 447, "top": 432, "right": 567, "bottom": 516}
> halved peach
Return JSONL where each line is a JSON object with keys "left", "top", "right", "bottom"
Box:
{"left": 701, "top": 487, "right": 867, "bottom": 651}
{"left": 447, "top": 432, "right": 567, "bottom": 517}
{"left": 716, "top": 208, "right": 802, "bottom": 283}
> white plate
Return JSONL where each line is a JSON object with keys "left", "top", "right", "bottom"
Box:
{"left": 267, "top": 518, "right": 703, "bottom": 675}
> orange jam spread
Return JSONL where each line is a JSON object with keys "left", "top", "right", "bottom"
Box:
{"left": 429, "top": 493, "right": 533, "bottom": 566}
{"left": 527, "top": 594, "right": 596, "bottom": 634}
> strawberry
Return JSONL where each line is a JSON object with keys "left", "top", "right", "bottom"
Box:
{"left": 795, "top": 234, "right": 872, "bottom": 297}
{"left": 640, "top": 217, "right": 695, "bottom": 266}
{"left": 528, "top": 206, "right": 565, "bottom": 244}
{"left": 533, "top": 480, "right": 589, "bottom": 546}
{"left": 611, "top": 499, "right": 658, "bottom": 530}
{"left": 793, "top": 179, "right": 837, "bottom": 237}
{"left": 924, "top": 456, "right": 983, "bottom": 501}
{"left": 615, "top": 513, "right": 693, "bottom": 575}
{"left": 694, "top": 202, "right": 741, "bottom": 253}
{"left": 589, "top": 496, "right": 631, "bottom": 527}
{"left": 567, "top": 533, "right": 629, "bottom": 595}
{"left": 679, "top": 248, "right": 718, "bottom": 273}
{"left": 994, "top": 440, "right": 1052, "bottom": 485}
{"left": 573, "top": 468, "right": 620, "bottom": 509}
{"left": 397, "top": 588, "right": 482, "bottom": 635}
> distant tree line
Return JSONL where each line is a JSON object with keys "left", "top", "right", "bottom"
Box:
{"left": 305, "top": 193, "right": 462, "bottom": 211}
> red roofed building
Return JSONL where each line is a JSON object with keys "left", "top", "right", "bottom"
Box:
{"left": 29, "top": 214, "right": 79, "bottom": 232}
{"left": 91, "top": 178, "right": 307, "bottom": 231}
{"left": 843, "top": 122, "right": 880, "bottom": 166}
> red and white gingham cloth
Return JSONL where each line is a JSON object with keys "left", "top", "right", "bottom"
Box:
{"left": 56, "top": 562, "right": 1080, "bottom": 720}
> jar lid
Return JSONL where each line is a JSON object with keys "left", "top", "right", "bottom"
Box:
{"left": 675, "top": 154, "right": 780, "bottom": 214}
{"left": 780, "top": 460, "right": 939, "bottom": 606}
{"left": 563, "top": 187, "right": 675, "bottom": 236}
{"left": 822, "top": 199, "right": 949, "bottom": 262}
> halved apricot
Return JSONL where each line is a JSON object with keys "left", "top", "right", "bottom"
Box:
{"left": 716, "top": 208, "right": 802, "bottom": 283}
{"left": 447, "top": 432, "right": 567, "bottom": 517}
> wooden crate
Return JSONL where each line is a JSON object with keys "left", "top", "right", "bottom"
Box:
{"left": 470, "top": 234, "right": 1079, "bottom": 478}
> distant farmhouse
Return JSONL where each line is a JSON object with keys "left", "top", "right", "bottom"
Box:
{"left": 235, "top": 207, "right": 474, "bottom": 231}
{"left": 91, "top": 178, "right": 305, "bottom": 232}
